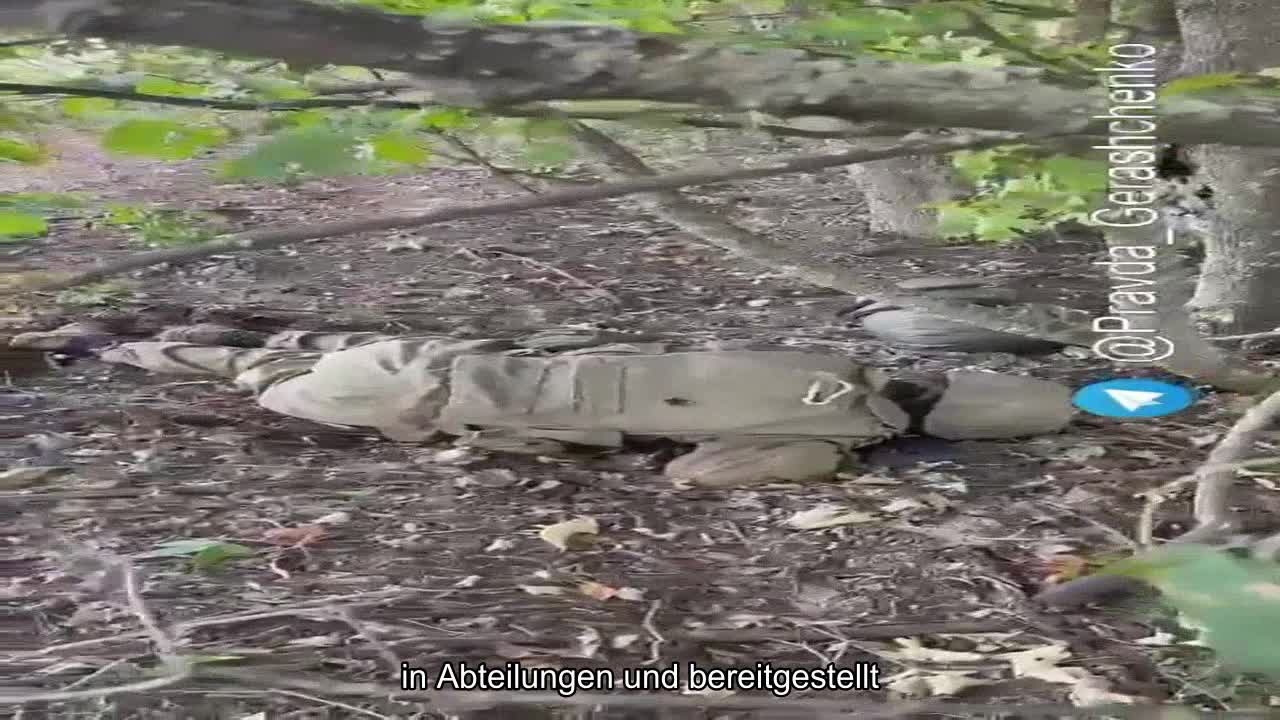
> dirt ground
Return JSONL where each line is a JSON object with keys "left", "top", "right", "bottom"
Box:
{"left": 4, "top": 130, "right": 1276, "bottom": 718}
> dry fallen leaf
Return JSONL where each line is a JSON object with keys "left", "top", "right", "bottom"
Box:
{"left": 1043, "top": 554, "right": 1089, "bottom": 583}
{"left": 314, "top": 511, "right": 351, "bottom": 526}
{"left": 263, "top": 525, "right": 328, "bottom": 546}
{"left": 884, "top": 637, "right": 984, "bottom": 663}
{"left": 519, "top": 584, "right": 565, "bottom": 596}
{"left": 539, "top": 516, "right": 599, "bottom": 551}
{"left": 0, "top": 465, "right": 67, "bottom": 489}
{"left": 579, "top": 581, "right": 620, "bottom": 601}
{"left": 880, "top": 497, "right": 926, "bottom": 514}
{"left": 885, "top": 669, "right": 994, "bottom": 697}
{"left": 785, "top": 504, "right": 877, "bottom": 530}
{"left": 615, "top": 587, "right": 645, "bottom": 601}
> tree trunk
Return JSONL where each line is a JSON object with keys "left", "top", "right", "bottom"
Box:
{"left": 1072, "top": 0, "right": 1110, "bottom": 43}
{"left": 838, "top": 0, "right": 967, "bottom": 240}
{"left": 1176, "top": 0, "right": 1280, "bottom": 333}
{"left": 844, "top": 155, "right": 967, "bottom": 239}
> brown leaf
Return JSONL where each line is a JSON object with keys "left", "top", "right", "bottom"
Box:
{"left": 1043, "top": 554, "right": 1089, "bottom": 583}
{"left": 263, "top": 525, "right": 328, "bottom": 547}
{"left": 578, "top": 581, "right": 620, "bottom": 601}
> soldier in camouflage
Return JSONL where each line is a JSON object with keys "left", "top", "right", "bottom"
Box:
{"left": 11, "top": 325, "right": 1074, "bottom": 486}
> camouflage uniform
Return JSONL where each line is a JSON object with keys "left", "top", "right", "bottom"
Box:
{"left": 16, "top": 326, "right": 1075, "bottom": 486}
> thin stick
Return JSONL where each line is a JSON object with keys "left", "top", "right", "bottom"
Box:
{"left": 1192, "top": 387, "right": 1280, "bottom": 533}
{"left": 32, "top": 130, "right": 1027, "bottom": 292}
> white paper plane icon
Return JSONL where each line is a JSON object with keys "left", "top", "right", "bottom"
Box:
{"left": 1104, "top": 389, "right": 1164, "bottom": 412}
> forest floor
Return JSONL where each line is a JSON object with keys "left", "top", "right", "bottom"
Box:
{"left": 3, "top": 129, "right": 1277, "bottom": 718}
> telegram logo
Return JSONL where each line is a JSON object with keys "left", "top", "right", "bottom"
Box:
{"left": 1071, "top": 378, "right": 1196, "bottom": 418}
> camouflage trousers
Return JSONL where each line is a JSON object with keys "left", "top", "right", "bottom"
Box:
{"left": 95, "top": 331, "right": 853, "bottom": 487}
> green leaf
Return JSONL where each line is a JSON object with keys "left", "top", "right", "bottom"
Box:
{"left": 102, "top": 119, "right": 229, "bottom": 160}
{"left": 1041, "top": 155, "right": 1107, "bottom": 193}
{"left": 264, "top": 109, "right": 328, "bottom": 132}
{"left": 135, "top": 538, "right": 256, "bottom": 570}
{"left": 0, "top": 192, "right": 84, "bottom": 212}
{"left": 523, "top": 141, "right": 576, "bottom": 168}
{"left": 369, "top": 131, "right": 431, "bottom": 165}
{"left": 136, "top": 539, "right": 230, "bottom": 558}
{"left": 629, "top": 16, "right": 682, "bottom": 33}
{"left": 0, "top": 211, "right": 47, "bottom": 240}
{"left": 192, "top": 542, "right": 256, "bottom": 571}
{"left": 0, "top": 137, "right": 46, "bottom": 164}
{"left": 523, "top": 118, "right": 571, "bottom": 141}
{"left": 909, "top": 4, "right": 971, "bottom": 34}
{"left": 61, "top": 97, "right": 117, "bottom": 118}
{"left": 220, "top": 126, "right": 363, "bottom": 180}
{"left": 418, "top": 107, "right": 471, "bottom": 130}
{"left": 1161, "top": 73, "right": 1253, "bottom": 97}
{"left": 934, "top": 203, "right": 979, "bottom": 239}
{"left": 951, "top": 149, "right": 1000, "bottom": 182}
{"left": 134, "top": 76, "right": 209, "bottom": 98}
{"left": 974, "top": 206, "right": 1034, "bottom": 242}
{"left": 1101, "top": 545, "right": 1280, "bottom": 677}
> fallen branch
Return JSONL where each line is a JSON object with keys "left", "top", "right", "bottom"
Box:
{"left": 1191, "top": 386, "right": 1280, "bottom": 533}
{"left": 29, "top": 130, "right": 1023, "bottom": 292}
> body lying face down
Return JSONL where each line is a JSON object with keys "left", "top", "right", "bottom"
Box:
{"left": 19, "top": 326, "right": 1076, "bottom": 487}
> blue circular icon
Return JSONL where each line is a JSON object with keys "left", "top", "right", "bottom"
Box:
{"left": 1072, "top": 378, "right": 1196, "bottom": 418}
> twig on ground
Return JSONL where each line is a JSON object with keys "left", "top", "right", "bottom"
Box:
{"left": 22, "top": 589, "right": 421, "bottom": 657}
{"left": 332, "top": 607, "right": 402, "bottom": 676}
{"left": 1134, "top": 476, "right": 1197, "bottom": 547}
{"left": 1210, "top": 329, "right": 1280, "bottom": 344}
{"left": 1, "top": 553, "right": 192, "bottom": 706}
{"left": 271, "top": 689, "right": 395, "bottom": 719}
{"left": 1191, "top": 387, "right": 1280, "bottom": 534}
{"left": 486, "top": 249, "right": 619, "bottom": 303}
{"left": 641, "top": 600, "right": 665, "bottom": 666}
{"left": 1039, "top": 394, "right": 1280, "bottom": 607}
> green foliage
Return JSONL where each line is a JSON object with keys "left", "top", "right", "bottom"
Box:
{"left": 0, "top": 136, "right": 47, "bottom": 164}
{"left": 102, "top": 119, "right": 230, "bottom": 159}
{"left": 935, "top": 146, "right": 1106, "bottom": 242}
{"left": 0, "top": 191, "right": 84, "bottom": 213}
{"left": 1101, "top": 545, "right": 1280, "bottom": 678}
{"left": 60, "top": 97, "right": 118, "bottom": 118}
{"left": 1161, "top": 73, "right": 1256, "bottom": 97}
{"left": 370, "top": 130, "right": 432, "bottom": 164}
{"left": 103, "top": 204, "right": 220, "bottom": 247}
{"left": 135, "top": 538, "right": 256, "bottom": 571}
{"left": 221, "top": 117, "right": 435, "bottom": 182}
{"left": 417, "top": 107, "right": 472, "bottom": 131}
{"left": 0, "top": 192, "right": 84, "bottom": 240}
{"left": 134, "top": 76, "right": 209, "bottom": 98}
{"left": 0, "top": 212, "right": 47, "bottom": 240}
{"left": 1, "top": 0, "right": 1103, "bottom": 247}
{"left": 191, "top": 542, "right": 257, "bottom": 571}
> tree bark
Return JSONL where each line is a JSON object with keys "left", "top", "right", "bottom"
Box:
{"left": 844, "top": 155, "right": 966, "bottom": 239}
{"left": 1072, "top": 0, "right": 1111, "bottom": 43}
{"left": 1176, "top": 0, "right": 1280, "bottom": 334}
{"left": 5, "top": 0, "right": 1280, "bottom": 148}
